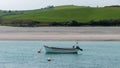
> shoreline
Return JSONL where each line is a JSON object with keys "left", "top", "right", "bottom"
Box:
{"left": 0, "top": 26, "right": 120, "bottom": 41}
{"left": 0, "top": 35, "right": 120, "bottom": 41}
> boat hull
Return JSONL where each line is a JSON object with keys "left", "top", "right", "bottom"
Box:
{"left": 44, "top": 46, "right": 79, "bottom": 54}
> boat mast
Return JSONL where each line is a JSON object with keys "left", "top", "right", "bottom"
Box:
{"left": 75, "top": 41, "right": 79, "bottom": 46}
{"left": 76, "top": 41, "right": 78, "bottom": 44}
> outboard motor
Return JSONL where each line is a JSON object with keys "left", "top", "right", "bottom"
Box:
{"left": 76, "top": 46, "right": 83, "bottom": 51}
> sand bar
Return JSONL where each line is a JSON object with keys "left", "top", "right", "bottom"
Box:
{"left": 0, "top": 26, "right": 120, "bottom": 41}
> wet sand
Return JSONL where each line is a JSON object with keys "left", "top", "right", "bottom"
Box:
{"left": 0, "top": 26, "right": 120, "bottom": 41}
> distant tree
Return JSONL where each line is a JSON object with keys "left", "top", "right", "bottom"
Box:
{"left": 48, "top": 5, "right": 54, "bottom": 8}
{"left": 105, "top": 5, "right": 120, "bottom": 7}
{"left": 8, "top": 10, "right": 12, "bottom": 13}
{"left": 43, "top": 5, "right": 54, "bottom": 9}
{"left": 0, "top": 17, "right": 3, "bottom": 24}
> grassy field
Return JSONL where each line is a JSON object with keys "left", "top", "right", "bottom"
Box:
{"left": 1, "top": 5, "right": 120, "bottom": 23}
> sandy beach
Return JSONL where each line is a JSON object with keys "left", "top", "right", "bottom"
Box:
{"left": 0, "top": 26, "right": 120, "bottom": 41}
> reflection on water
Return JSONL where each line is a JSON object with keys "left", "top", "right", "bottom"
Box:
{"left": 0, "top": 41, "right": 120, "bottom": 68}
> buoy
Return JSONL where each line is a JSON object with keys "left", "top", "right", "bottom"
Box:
{"left": 37, "top": 50, "right": 41, "bottom": 53}
{"left": 47, "top": 58, "right": 51, "bottom": 61}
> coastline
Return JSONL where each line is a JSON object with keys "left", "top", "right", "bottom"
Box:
{"left": 0, "top": 26, "right": 120, "bottom": 41}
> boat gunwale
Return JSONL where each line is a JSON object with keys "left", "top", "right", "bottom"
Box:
{"left": 44, "top": 46, "right": 77, "bottom": 50}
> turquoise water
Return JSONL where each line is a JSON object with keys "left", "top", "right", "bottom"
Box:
{"left": 0, "top": 41, "right": 120, "bottom": 68}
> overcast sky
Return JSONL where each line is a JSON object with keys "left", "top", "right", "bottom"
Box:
{"left": 0, "top": 0, "right": 120, "bottom": 10}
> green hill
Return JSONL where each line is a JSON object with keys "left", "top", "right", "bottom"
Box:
{"left": 1, "top": 5, "right": 120, "bottom": 23}
{"left": 0, "top": 5, "right": 120, "bottom": 26}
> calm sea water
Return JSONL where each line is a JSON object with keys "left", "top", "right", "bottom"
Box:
{"left": 0, "top": 41, "right": 120, "bottom": 68}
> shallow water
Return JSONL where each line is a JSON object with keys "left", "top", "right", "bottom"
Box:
{"left": 0, "top": 41, "right": 120, "bottom": 68}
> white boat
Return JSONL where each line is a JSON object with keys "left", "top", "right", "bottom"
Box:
{"left": 44, "top": 45, "right": 83, "bottom": 54}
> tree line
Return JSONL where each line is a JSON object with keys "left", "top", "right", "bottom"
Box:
{"left": 50, "top": 19, "right": 120, "bottom": 26}
{"left": 0, "top": 19, "right": 120, "bottom": 27}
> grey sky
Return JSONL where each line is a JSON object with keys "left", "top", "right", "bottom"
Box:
{"left": 0, "top": 0, "right": 119, "bottom": 10}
